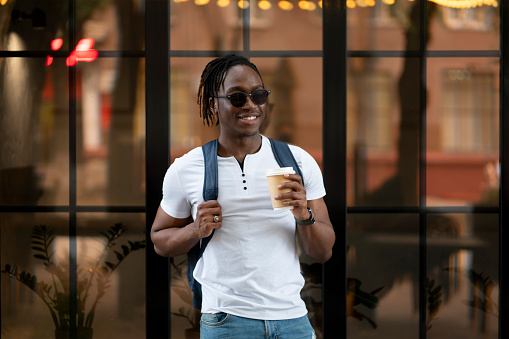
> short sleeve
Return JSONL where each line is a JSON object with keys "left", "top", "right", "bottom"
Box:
{"left": 160, "top": 161, "right": 192, "bottom": 219}
{"left": 291, "top": 146, "right": 326, "bottom": 201}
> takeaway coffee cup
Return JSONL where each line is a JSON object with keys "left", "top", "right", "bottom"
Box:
{"left": 266, "top": 167, "right": 295, "bottom": 210}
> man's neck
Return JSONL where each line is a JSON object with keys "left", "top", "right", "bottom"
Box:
{"left": 217, "top": 134, "right": 262, "bottom": 163}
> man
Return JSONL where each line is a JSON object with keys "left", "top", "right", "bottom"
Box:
{"left": 151, "top": 55, "right": 335, "bottom": 339}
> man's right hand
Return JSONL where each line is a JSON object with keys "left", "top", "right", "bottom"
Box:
{"left": 192, "top": 200, "right": 222, "bottom": 239}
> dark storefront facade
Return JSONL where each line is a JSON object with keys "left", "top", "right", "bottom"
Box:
{"left": 0, "top": 0, "right": 507, "bottom": 338}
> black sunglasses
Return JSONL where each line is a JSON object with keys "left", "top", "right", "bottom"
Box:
{"left": 214, "top": 89, "right": 271, "bottom": 108}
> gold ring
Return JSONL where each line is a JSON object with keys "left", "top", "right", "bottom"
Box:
{"left": 213, "top": 215, "right": 220, "bottom": 223}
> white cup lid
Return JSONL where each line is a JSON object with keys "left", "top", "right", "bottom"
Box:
{"left": 266, "top": 167, "right": 295, "bottom": 176}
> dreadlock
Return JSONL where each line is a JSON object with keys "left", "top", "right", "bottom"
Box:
{"left": 197, "top": 54, "right": 264, "bottom": 126}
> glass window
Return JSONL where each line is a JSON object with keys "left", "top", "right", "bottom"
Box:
{"left": 4, "top": 1, "right": 144, "bottom": 52}
{"left": 429, "top": 5, "right": 499, "bottom": 51}
{"left": 347, "top": 57, "right": 420, "bottom": 207}
{"left": 77, "top": 213, "right": 146, "bottom": 339}
{"left": 169, "top": 1, "right": 243, "bottom": 51}
{"left": 252, "top": 57, "right": 323, "bottom": 153}
{"left": 1, "top": 213, "right": 69, "bottom": 338}
{"left": 77, "top": 57, "right": 146, "bottom": 206}
{"left": 250, "top": 4, "right": 322, "bottom": 51}
{"left": 427, "top": 58, "right": 499, "bottom": 207}
{"left": 347, "top": 213, "right": 420, "bottom": 339}
{"left": 426, "top": 213, "right": 498, "bottom": 338}
{"left": 347, "top": 1, "right": 417, "bottom": 51}
{"left": 0, "top": 57, "right": 69, "bottom": 206}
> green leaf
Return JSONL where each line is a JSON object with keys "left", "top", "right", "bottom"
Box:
{"left": 122, "top": 245, "right": 130, "bottom": 256}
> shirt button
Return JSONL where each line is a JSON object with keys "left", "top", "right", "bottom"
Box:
{"left": 244, "top": 187, "right": 247, "bottom": 190}
{"left": 243, "top": 180, "right": 246, "bottom": 183}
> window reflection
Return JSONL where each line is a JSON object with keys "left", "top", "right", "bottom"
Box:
{"left": 1, "top": 213, "right": 69, "bottom": 338}
{"left": 426, "top": 213, "right": 498, "bottom": 338}
{"left": 76, "top": 57, "right": 146, "bottom": 206}
{"left": 347, "top": 214, "right": 420, "bottom": 338}
{"left": 77, "top": 213, "right": 146, "bottom": 339}
{"left": 0, "top": 213, "right": 146, "bottom": 339}
{"left": 347, "top": 57, "right": 419, "bottom": 207}
{"left": 0, "top": 2, "right": 145, "bottom": 207}
{"left": 427, "top": 58, "right": 499, "bottom": 207}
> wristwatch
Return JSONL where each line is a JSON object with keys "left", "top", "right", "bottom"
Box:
{"left": 296, "top": 207, "right": 315, "bottom": 226}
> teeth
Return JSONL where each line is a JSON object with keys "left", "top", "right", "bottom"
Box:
{"left": 242, "top": 116, "right": 257, "bottom": 120}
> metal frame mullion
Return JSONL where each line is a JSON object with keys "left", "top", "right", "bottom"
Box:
{"left": 499, "top": 1, "right": 508, "bottom": 338}
{"left": 322, "top": 0, "right": 347, "bottom": 338}
{"left": 419, "top": 0, "right": 428, "bottom": 338}
{"left": 67, "top": 0, "right": 78, "bottom": 336}
{"left": 146, "top": 0, "right": 171, "bottom": 338}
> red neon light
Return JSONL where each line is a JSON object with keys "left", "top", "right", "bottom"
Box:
{"left": 46, "top": 38, "right": 98, "bottom": 67}
{"left": 51, "top": 38, "right": 63, "bottom": 51}
{"left": 66, "top": 38, "right": 98, "bottom": 67}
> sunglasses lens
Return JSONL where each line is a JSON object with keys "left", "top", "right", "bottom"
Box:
{"left": 252, "top": 90, "right": 269, "bottom": 105}
{"left": 229, "top": 93, "right": 248, "bottom": 107}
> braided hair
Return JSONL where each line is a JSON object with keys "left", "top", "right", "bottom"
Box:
{"left": 197, "top": 55, "right": 264, "bottom": 126}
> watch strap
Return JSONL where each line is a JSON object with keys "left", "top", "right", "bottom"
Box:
{"left": 296, "top": 207, "right": 315, "bottom": 226}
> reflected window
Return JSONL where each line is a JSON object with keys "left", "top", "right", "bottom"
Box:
{"left": 361, "top": 72, "right": 394, "bottom": 152}
{"left": 441, "top": 70, "right": 496, "bottom": 153}
{"left": 442, "top": 6, "right": 495, "bottom": 32}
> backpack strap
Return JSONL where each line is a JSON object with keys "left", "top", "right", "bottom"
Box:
{"left": 269, "top": 138, "right": 304, "bottom": 186}
{"left": 187, "top": 139, "right": 218, "bottom": 309}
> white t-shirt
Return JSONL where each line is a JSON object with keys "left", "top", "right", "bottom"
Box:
{"left": 160, "top": 135, "right": 326, "bottom": 320}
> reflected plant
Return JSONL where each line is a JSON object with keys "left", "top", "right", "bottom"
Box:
{"left": 301, "top": 260, "right": 384, "bottom": 333}
{"left": 443, "top": 267, "right": 499, "bottom": 318}
{"left": 347, "top": 278, "right": 384, "bottom": 329}
{"left": 170, "top": 258, "right": 201, "bottom": 332}
{"left": 464, "top": 269, "right": 498, "bottom": 317}
{"left": 426, "top": 277, "right": 443, "bottom": 331}
{"left": 1, "top": 223, "right": 146, "bottom": 333}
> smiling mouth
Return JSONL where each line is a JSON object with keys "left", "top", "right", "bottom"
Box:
{"left": 241, "top": 116, "right": 257, "bottom": 121}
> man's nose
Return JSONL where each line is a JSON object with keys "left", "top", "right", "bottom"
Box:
{"left": 243, "top": 94, "right": 257, "bottom": 108}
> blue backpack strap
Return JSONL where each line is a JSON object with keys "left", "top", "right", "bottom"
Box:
{"left": 269, "top": 138, "right": 304, "bottom": 186}
{"left": 202, "top": 139, "right": 219, "bottom": 201}
{"left": 187, "top": 139, "right": 219, "bottom": 309}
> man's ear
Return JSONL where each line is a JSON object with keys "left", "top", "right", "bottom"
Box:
{"left": 209, "top": 97, "right": 217, "bottom": 113}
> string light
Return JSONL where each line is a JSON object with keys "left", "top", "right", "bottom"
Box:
{"left": 258, "top": 0, "right": 272, "bottom": 9}
{"left": 278, "top": 0, "right": 293, "bottom": 10}
{"left": 0, "top": 0, "right": 8, "bottom": 5}
{"left": 346, "top": 0, "right": 356, "bottom": 8}
{"left": 298, "top": 0, "right": 317, "bottom": 10}
{"left": 238, "top": 0, "right": 249, "bottom": 8}
{"left": 217, "top": 0, "right": 230, "bottom": 7}
{"left": 186, "top": 0, "right": 499, "bottom": 10}
{"left": 428, "top": 0, "right": 498, "bottom": 7}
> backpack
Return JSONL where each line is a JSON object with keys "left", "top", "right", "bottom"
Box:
{"left": 186, "top": 138, "right": 303, "bottom": 309}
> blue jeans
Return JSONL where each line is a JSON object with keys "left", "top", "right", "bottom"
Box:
{"left": 200, "top": 313, "right": 316, "bottom": 339}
